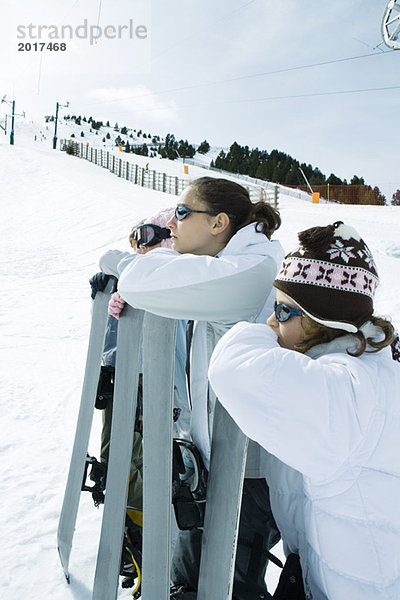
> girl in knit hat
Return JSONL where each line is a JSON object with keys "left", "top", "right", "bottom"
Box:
{"left": 209, "top": 221, "right": 400, "bottom": 600}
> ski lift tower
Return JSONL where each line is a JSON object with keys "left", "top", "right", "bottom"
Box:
{"left": 382, "top": 0, "right": 400, "bottom": 49}
{"left": 0, "top": 96, "right": 25, "bottom": 144}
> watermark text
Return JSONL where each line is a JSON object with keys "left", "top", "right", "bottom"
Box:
{"left": 17, "top": 19, "right": 148, "bottom": 46}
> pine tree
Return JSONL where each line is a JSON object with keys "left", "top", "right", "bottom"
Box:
{"left": 372, "top": 186, "right": 386, "bottom": 206}
{"left": 159, "top": 133, "right": 179, "bottom": 160}
{"left": 392, "top": 189, "right": 400, "bottom": 206}
{"left": 178, "top": 139, "right": 195, "bottom": 158}
{"left": 326, "top": 174, "right": 343, "bottom": 185}
{"left": 197, "top": 140, "right": 210, "bottom": 154}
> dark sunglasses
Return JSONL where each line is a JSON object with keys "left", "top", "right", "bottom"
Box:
{"left": 174, "top": 204, "right": 236, "bottom": 221}
{"left": 274, "top": 301, "right": 304, "bottom": 322}
{"left": 134, "top": 224, "right": 171, "bottom": 248}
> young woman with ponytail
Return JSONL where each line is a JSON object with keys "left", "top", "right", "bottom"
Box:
{"left": 103, "top": 176, "right": 284, "bottom": 599}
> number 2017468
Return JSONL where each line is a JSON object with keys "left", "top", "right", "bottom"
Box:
{"left": 18, "top": 42, "right": 67, "bottom": 51}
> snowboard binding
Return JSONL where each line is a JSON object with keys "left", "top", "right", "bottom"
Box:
{"left": 81, "top": 454, "right": 107, "bottom": 507}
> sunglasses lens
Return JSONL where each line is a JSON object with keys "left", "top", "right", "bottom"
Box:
{"left": 175, "top": 205, "right": 189, "bottom": 220}
{"left": 275, "top": 304, "right": 291, "bottom": 322}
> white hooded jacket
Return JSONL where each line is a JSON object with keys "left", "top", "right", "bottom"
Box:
{"left": 209, "top": 321, "right": 400, "bottom": 599}
{"left": 111, "top": 223, "right": 284, "bottom": 475}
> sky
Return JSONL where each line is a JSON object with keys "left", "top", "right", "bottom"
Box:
{"left": 1, "top": 0, "right": 400, "bottom": 200}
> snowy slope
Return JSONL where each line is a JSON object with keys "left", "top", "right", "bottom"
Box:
{"left": 22, "top": 115, "right": 224, "bottom": 182}
{"left": 1, "top": 133, "right": 399, "bottom": 600}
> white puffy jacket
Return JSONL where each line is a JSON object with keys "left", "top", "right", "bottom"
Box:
{"left": 209, "top": 322, "right": 400, "bottom": 600}
{"left": 113, "top": 223, "right": 284, "bottom": 475}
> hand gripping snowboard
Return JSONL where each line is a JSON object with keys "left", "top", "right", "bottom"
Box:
{"left": 57, "top": 277, "right": 116, "bottom": 582}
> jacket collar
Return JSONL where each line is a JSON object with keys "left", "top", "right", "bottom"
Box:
{"left": 218, "top": 223, "right": 284, "bottom": 261}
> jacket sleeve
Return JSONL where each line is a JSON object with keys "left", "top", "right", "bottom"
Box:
{"left": 117, "top": 249, "right": 277, "bottom": 324}
{"left": 208, "top": 322, "right": 375, "bottom": 482}
{"left": 99, "top": 249, "right": 131, "bottom": 278}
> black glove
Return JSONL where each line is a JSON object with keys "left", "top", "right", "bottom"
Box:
{"left": 89, "top": 272, "right": 111, "bottom": 299}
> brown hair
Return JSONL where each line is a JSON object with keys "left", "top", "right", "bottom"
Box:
{"left": 295, "top": 314, "right": 395, "bottom": 356}
{"left": 129, "top": 218, "right": 146, "bottom": 249}
{"left": 189, "top": 177, "right": 281, "bottom": 239}
{"left": 129, "top": 226, "right": 137, "bottom": 248}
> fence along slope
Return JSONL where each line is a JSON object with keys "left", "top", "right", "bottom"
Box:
{"left": 59, "top": 139, "right": 278, "bottom": 205}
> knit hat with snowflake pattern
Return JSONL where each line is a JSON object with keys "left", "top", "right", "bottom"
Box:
{"left": 274, "top": 221, "right": 379, "bottom": 333}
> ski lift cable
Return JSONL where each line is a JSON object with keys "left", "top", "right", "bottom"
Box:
{"left": 97, "top": 0, "right": 102, "bottom": 27}
{"left": 11, "top": 0, "right": 90, "bottom": 89}
{"left": 151, "top": 0, "right": 260, "bottom": 63}
{"left": 87, "top": 50, "right": 395, "bottom": 108}
{"left": 94, "top": 0, "right": 102, "bottom": 45}
{"left": 90, "top": 83, "right": 400, "bottom": 117}
{"left": 97, "top": 0, "right": 261, "bottom": 91}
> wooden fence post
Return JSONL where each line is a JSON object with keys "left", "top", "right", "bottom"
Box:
{"left": 274, "top": 185, "right": 279, "bottom": 209}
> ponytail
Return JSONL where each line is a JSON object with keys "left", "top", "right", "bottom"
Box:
{"left": 349, "top": 316, "right": 396, "bottom": 357}
{"left": 249, "top": 201, "right": 281, "bottom": 239}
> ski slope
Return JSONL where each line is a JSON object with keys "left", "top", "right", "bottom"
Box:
{"left": 1, "top": 131, "right": 399, "bottom": 600}
{"left": 19, "top": 116, "right": 225, "bottom": 182}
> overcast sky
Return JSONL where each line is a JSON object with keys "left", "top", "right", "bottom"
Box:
{"left": 1, "top": 0, "right": 399, "bottom": 199}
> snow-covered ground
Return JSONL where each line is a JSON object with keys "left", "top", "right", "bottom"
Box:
{"left": 1, "top": 128, "right": 399, "bottom": 600}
